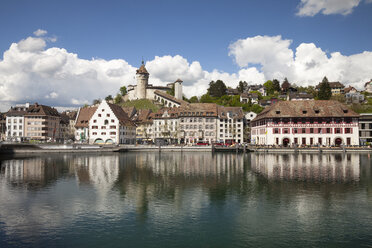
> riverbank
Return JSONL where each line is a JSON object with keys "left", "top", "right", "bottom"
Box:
{"left": 1, "top": 143, "right": 372, "bottom": 154}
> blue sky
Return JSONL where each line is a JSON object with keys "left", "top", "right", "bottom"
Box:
{"left": 1, "top": 0, "right": 372, "bottom": 110}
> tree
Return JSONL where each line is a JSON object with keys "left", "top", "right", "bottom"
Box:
{"left": 200, "top": 94, "right": 214, "bottom": 103}
{"left": 189, "top": 96, "right": 199, "bottom": 103}
{"left": 120, "top": 86, "right": 127, "bottom": 96}
{"left": 105, "top": 95, "right": 113, "bottom": 101}
{"left": 207, "top": 80, "right": 227, "bottom": 97}
{"left": 318, "top": 76, "right": 332, "bottom": 100}
{"left": 236, "top": 81, "right": 248, "bottom": 93}
{"left": 167, "top": 84, "right": 175, "bottom": 96}
{"left": 272, "top": 79, "right": 280, "bottom": 92}
{"left": 263, "top": 80, "right": 275, "bottom": 95}
{"left": 114, "top": 93, "right": 122, "bottom": 104}
{"left": 92, "top": 99, "right": 101, "bottom": 105}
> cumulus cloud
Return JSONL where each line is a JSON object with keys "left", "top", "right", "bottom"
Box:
{"left": 33, "top": 29, "right": 47, "bottom": 36}
{"left": 296, "top": 0, "right": 361, "bottom": 16}
{"left": 228, "top": 35, "right": 372, "bottom": 89}
{"left": 1, "top": 31, "right": 372, "bottom": 111}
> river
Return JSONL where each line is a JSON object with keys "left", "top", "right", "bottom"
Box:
{"left": 0, "top": 152, "right": 371, "bottom": 247}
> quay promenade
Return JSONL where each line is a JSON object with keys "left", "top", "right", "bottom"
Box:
{"left": 1, "top": 143, "right": 372, "bottom": 154}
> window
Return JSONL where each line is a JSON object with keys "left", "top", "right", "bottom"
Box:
{"left": 283, "top": 128, "right": 289, "bottom": 134}
{"left": 110, "top": 125, "right": 116, "bottom": 129}
{"left": 92, "top": 132, "right": 97, "bottom": 135}
{"left": 302, "top": 137, "right": 306, "bottom": 145}
{"left": 318, "top": 138, "right": 322, "bottom": 144}
{"left": 318, "top": 128, "right": 322, "bottom": 134}
{"left": 274, "top": 128, "right": 279, "bottom": 134}
{"left": 98, "top": 114, "right": 102, "bottom": 117}
{"left": 101, "top": 126, "right": 106, "bottom": 129}
{"left": 345, "top": 128, "right": 351, "bottom": 134}
{"left": 110, "top": 132, "right": 116, "bottom": 135}
{"left": 310, "top": 128, "right": 314, "bottom": 134}
{"left": 294, "top": 138, "right": 298, "bottom": 144}
{"left": 93, "top": 120, "right": 97, "bottom": 123}
{"left": 107, "top": 114, "right": 110, "bottom": 117}
{"left": 303, "top": 110, "right": 307, "bottom": 114}
{"left": 102, "top": 109, "right": 105, "bottom": 112}
{"left": 326, "top": 128, "right": 331, "bottom": 134}
{"left": 294, "top": 128, "right": 298, "bottom": 134}
{"left": 302, "top": 128, "right": 306, "bottom": 133}
{"left": 104, "top": 120, "right": 109, "bottom": 125}
{"left": 101, "top": 132, "right": 106, "bottom": 135}
{"left": 335, "top": 128, "right": 341, "bottom": 134}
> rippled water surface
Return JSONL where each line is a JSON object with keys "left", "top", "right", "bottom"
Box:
{"left": 0, "top": 152, "right": 372, "bottom": 247}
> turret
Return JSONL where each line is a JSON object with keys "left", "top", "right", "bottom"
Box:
{"left": 136, "top": 61, "right": 149, "bottom": 99}
{"left": 174, "top": 79, "right": 183, "bottom": 100}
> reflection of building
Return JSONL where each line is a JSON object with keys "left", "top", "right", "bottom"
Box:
{"left": 251, "top": 100, "right": 359, "bottom": 146}
{"left": 251, "top": 153, "right": 360, "bottom": 182}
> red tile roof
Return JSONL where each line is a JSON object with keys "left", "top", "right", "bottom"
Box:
{"left": 75, "top": 106, "right": 97, "bottom": 128}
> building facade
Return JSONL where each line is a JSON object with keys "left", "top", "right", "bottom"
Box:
{"left": 88, "top": 100, "right": 136, "bottom": 144}
{"left": 74, "top": 106, "right": 98, "bottom": 142}
{"left": 24, "top": 103, "right": 61, "bottom": 141}
{"left": 5, "top": 103, "right": 29, "bottom": 142}
{"left": 251, "top": 100, "right": 359, "bottom": 147}
{"left": 359, "top": 113, "right": 372, "bottom": 145}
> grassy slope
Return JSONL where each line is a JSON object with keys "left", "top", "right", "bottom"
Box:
{"left": 120, "top": 99, "right": 160, "bottom": 112}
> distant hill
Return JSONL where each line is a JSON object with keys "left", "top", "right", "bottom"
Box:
{"left": 120, "top": 99, "right": 160, "bottom": 112}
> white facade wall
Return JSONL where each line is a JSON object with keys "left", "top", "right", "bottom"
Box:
{"left": 217, "top": 117, "right": 244, "bottom": 144}
{"left": 6, "top": 116, "right": 24, "bottom": 141}
{"left": 179, "top": 117, "right": 217, "bottom": 144}
{"left": 175, "top": 82, "right": 182, "bottom": 100}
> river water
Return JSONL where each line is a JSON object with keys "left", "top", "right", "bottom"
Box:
{"left": 0, "top": 152, "right": 371, "bottom": 247}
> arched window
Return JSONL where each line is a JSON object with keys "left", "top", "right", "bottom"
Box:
{"left": 104, "top": 119, "right": 109, "bottom": 125}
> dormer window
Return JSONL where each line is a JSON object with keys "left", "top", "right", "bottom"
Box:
{"left": 303, "top": 110, "right": 307, "bottom": 114}
{"left": 343, "top": 109, "right": 348, "bottom": 113}
{"left": 276, "top": 111, "right": 280, "bottom": 114}
{"left": 315, "top": 110, "right": 320, "bottom": 114}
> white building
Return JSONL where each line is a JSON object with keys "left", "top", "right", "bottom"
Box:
{"left": 88, "top": 100, "right": 136, "bottom": 144}
{"left": 216, "top": 106, "right": 244, "bottom": 144}
{"left": 251, "top": 100, "right": 359, "bottom": 147}
{"left": 75, "top": 106, "right": 98, "bottom": 142}
{"left": 364, "top": 80, "right": 372, "bottom": 93}
{"left": 5, "top": 103, "right": 29, "bottom": 142}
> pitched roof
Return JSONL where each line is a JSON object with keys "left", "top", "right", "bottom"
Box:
{"left": 344, "top": 86, "right": 357, "bottom": 93}
{"left": 6, "top": 109, "right": 27, "bottom": 117}
{"left": 75, "top": 106, "right": 97, "bottom": 128}
{"left": 154, "top": 90, "right": 188, "bottom": 105}
{"left": 316, "top": 81, "right": 344, "bottom": 89}
{"left": 122, "top": 106, "right": 137, "bottom": 119}
{"left": 134, "top": 109, "right": 153, "bottom": 124}
{"left": 253, "top": 100, "right": 358, "bottom": 122}
{"left": 107, "top": 102, "right": 136, "bottom": 127}
{"left": 288, "top": 92, "right": 314, "bottom": 100}
{"left": 217, "top": 106, "right": 244, "bottom": 119}
{"left": 25, "top": 103, "right": 60, "bottom": 117}
{"left": 136, "top": 64, "right": 149, "bottom": 74}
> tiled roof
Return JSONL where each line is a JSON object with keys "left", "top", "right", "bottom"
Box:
{"left": 122, "top": 106, "right": 137, "bottom": 119}
{"left": 316, "top": 82, "right": 344, "bottom": 89}
{"left": 136, "top": 64, "right": 149, "bottom": 74}
{"left": 344, "top": 86, "right": 356, "bottom": 93}
{"left": 217, "top": 106, "right": 244, "bottom": 119}
{"left": 6, "top": 109, "right": 27, "bottom": 117}
{"left": 288, "top": 92, "right": 314, "bottom": 100}
{"left": 25, "top": 103, "right": 60, "bottom": 117}
{"left": 154, "top": 90, "right": 188, "bottom": 105}
{"left": 253, "top": 100, "right": 359, "bottom": 122}
{"left": 107, "top": 102, "right": 136, "bottom": 127}
{"left": 134, "top": 109, "right": 153, "bottom": 124}
{"left": 75, "top": 106, "right": 97, "bottom": 128}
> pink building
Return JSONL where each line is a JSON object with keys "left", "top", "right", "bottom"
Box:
{"left": 251, "top": 100, "right": 359, "bottom": 147}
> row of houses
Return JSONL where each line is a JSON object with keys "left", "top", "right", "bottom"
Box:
{"left": 2, "top": 103, "right": 77, "bottom": 142}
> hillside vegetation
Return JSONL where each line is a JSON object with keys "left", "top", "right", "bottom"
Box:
{"left": 120, "top": 99, "right": 160, "bottom": 112}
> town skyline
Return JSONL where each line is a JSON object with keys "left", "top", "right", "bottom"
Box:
{"left": 1, "top": 0, "right": 372, "bottom": 111}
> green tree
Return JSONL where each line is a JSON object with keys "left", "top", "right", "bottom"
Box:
{"left": 92, "top": 99, "right": 101, "bottom": 105}
{"left": 105, "top": 95, "right": 113, "bottom": 101}
{"left": 236, "top": 81, "right": 248, "bottom": 93}
{"left": 114, "top": 93, "right": 122, "bottom": 104}
{"left": 200, "top": 94, "right": 214, "bottom": 103}
{"left": 167, "top": 84, "right": 175, "bottom": 96}
{"left": 207, "top": 80, "right": 227, "bottom": 97}
{"left": 120, "top": 86, "right": 127, "bottom": 96}
{"left": 263, "top": 80, "right": 275, "bottom": 95}
{"left": 272, "top": 79, "right": 280, "bottom": 92}
{"left": 189, "top": 96, "right": 199, "bottom": 103}
{"left": 318, "top": 76, "right": 332, "bottom": 100}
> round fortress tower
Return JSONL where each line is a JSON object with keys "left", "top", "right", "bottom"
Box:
{"left": 136, "top": 61, "right": 149, "bottom": 99}
{"left": 174, "top": 79, "right": 183, "bottom": 100}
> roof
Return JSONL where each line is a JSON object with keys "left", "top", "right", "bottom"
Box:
{"left": 364, "top": 80, "right": 372, "bottom": 87}
{"left": 6, "top": 109, "right": 27, "bottom": 117}
{"left": 154, "top": 90, "right": 189, "bottom": 105}
{"left": 134, "top": 109, "right": 153, "bottom": 124}
{"left": 253, "top": 100, "right": 359, "bottom": 122}
{"left": 107, "top": 102, "right": 136, "bottom": 127}
{"left": 175, "top": 79, "right": 183, "bottom": 83}
{"left": 75, "top": 106, "right": 97, "bottom": 128}
{"left": 281, "top": 81, "right": 290, "bottom": 89}
{"left": 344, "top": 86, "right": 357, "bottom": 93}
{"left": 153, "top": 103, "right": 219, "bottom": 119}
{"left": 217, "top": 106, "right": 244, "bottom": 119}
{"left": 122, "top": 106, "right": 137, "bottom": 119}
{"left": 288, "top": 92, "right": 314, "bottom": 100}
{"left": 136, "top": 63, "right": 149, "bottom": 74}
{"left": 241, "top": 92, "right": 258, "bottom": 99}
{"left": 25, "top": 103, "right": 60, "bottom": 117}
{"left": 316, "top": 81, "right": 345, "bottom": 89}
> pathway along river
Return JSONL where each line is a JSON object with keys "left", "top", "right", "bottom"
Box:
{"left": 0, "top": 152, "right": 372, "bottom": 247}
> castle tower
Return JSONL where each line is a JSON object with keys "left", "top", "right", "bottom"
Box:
{"left": 174, "top": 79, "right": 183, "bottom": 100}
{"left": 136, "top": 61, "right": 149, "bottom": 99}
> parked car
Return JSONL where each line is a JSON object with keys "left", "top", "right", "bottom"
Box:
{"left": 196, "top": 142, "right": 209, "bottom": 146}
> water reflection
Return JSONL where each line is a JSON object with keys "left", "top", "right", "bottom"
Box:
{"left": 0, "top": 152, "right": 371, "bottom": 247}
{"left": 251, "top": 153, "right": 360, "bottom": 182}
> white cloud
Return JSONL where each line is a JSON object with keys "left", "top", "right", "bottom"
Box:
{"left": 33, "top": 29, "right": 47, "bottom": 36}
{"left": 228, "top": 35, "right": 372, "bottom": 89}
{"left": 296, "top": 0, "right": 361, "bottom": 16}
{"left": 1, "top": 31, "right": 372, "bottom": 111}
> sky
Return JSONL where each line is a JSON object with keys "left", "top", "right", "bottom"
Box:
{"left": 1, "top": 0, "right": 372, "bottom": 111}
